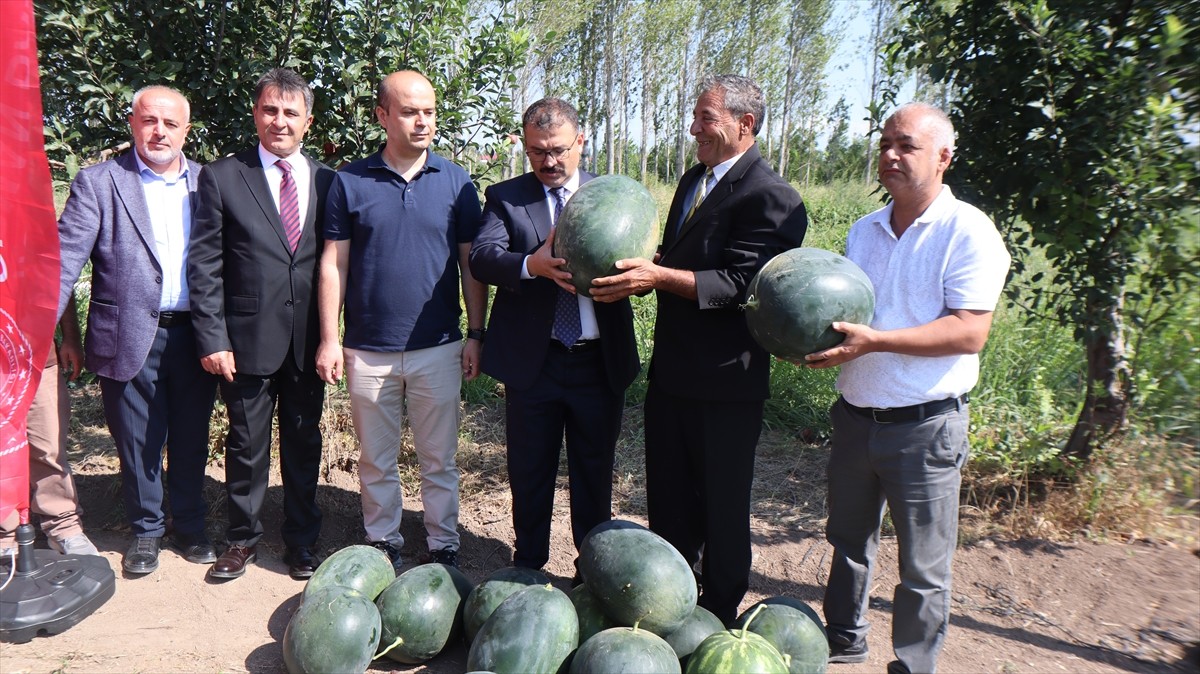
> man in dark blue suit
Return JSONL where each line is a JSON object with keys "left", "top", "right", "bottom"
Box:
{"left": 593, "top": 75, "right": 808, "bottom": 623}
{"left": 470, "top": 98, "right": 639, "bottom": 576}
{"left": 57, "top": 85, "right": 218, "bottom": 575}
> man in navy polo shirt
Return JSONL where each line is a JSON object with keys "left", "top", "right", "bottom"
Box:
{"left": 316, "top": 70, "right": 487, "bottom": 570}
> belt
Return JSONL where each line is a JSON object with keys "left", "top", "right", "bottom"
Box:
{"left": 157, "top": 311, "right": 191, "bottom": 328}
{"left": 549, "top": 339, "right": 600, "bottom": 354}
{"left": 843, "top": 394, "right": 969, "bottom": 424}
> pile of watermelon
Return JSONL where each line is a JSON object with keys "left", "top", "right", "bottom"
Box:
{"left": 280, "top": 523, "right": 829, "bottom": 673}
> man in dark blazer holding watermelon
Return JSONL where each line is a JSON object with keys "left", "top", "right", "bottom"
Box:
{"left": 188, "top": 68, "right": 334, "bottom": 581}
{"left": 470, "top": 98, "right": 639, "bottom": 577}
{"left": 593, "top": 74, "right": 807, "bottom": 624}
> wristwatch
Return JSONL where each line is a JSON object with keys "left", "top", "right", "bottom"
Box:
{"left": 466, "top": 328, "right": 486, "bottom": 342}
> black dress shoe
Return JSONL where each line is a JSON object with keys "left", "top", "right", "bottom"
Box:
{"left": 208, "top": 544, "right": 256, "bottom": 579}
{"left": 284, "top": 546, "right": 319, "bottom": 580}
{"left": 171, "top": 533, "right": 217, "bottom": 564}
{"left": 123, "top": 537, "right": 161, "bottom": 575}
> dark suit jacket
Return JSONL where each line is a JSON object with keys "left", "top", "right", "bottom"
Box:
{"left": 188, "top": 148, "right": 335, "bottom": 376}
{"left": 57, "top": 151, "right": 202, "bottom": 382}
{"left": 651, "top": 143, "right": 807, "bottom": 401}
{"left": 469, "top": 171, "right": 639, "bottom": 394}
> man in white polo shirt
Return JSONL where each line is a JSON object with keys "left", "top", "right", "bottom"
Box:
{"left": 805, "top": 102, "right": 1010, "bottom": 674}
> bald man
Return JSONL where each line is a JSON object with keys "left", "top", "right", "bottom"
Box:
{"left": 317, "top": 70, "right": 487, "bottom": 570}
{"left": 58, "top": 85, "right": 217, "bottom": 576}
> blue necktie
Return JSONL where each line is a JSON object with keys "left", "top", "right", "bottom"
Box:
{"left": 550, "top": 187, "right": 581, "bottom": 345}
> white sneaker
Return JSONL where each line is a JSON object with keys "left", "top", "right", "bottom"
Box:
{"left": 50, "top": 534, "right": 100, "bottom": 556}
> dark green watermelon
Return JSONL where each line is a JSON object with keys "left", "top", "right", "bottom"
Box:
{"left": 463, "top": 566, "right": 550, "bottom": 644}
{"left": 375, "top": 563, "right": 472, "bottom": 664}
{"left": 744, "top": 247, "right": 875, "bottom": 359}
{"left": 467, "top": 584, "right": 579, "bottom": 674}
{"left": 578, "top": 520, "right": 697, "bottom": 636}
{"left": 758, "top": 597, "right": 827, "bottom": 639}
{"left": 734, "top": 603, "right": 828, "bottom": 674}
{"left": 569, "top": 626, "right": 682, "bottom": 674}
{"left": 283, "top": 585, "right": 381, "bottom": 674}
{"left": 571, "top": 583, "right": 618, "bottom": 644}
{"left": 302, "top": 544, "right": 395, "bottom": 602}
{"left": 684, "top": 627, "right": 789, "bottom": 674}
{"left": 660, "top": 605, "right": 726, "bottom": 667}
{"left": 555, "top": 174, "right": 659, "bottom": 294}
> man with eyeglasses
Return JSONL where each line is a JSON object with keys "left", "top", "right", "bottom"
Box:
{"left": 470, "top": 98, "right": 639, "bottom": 581}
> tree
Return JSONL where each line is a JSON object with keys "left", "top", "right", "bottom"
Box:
{"left": 38, "top": 0, "right": 527, "bottom": 181}
{"left": 896, "top": 0, "right": 1200, "bottom": 460}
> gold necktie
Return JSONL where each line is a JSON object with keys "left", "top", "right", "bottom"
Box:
{"left": 685, "top": 168, "right": 714, "bottom": 222}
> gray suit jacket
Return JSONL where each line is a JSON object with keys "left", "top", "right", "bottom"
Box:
{"left": 57, "top": 151, "right": 201, "bottom": 382}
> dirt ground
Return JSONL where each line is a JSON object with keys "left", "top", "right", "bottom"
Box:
{"left": 2, "top": 385, "right": 1198, "bottom": 674}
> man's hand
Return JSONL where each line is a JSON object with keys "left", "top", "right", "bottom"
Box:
{"left": 201, "top": 350, "right": 237, "bottom": 382}
{"left": 590, "top": 257, "right": 659, "bottom": 303}
{"left": 315, "top": 340, "right": 344, "bottom": 385}
{"left": 804, "top": 322, "right": 876, "bottom": 369}
{"left": 57, "top": 340, "right": 84, "bottom": 382}
{"left": 462, "top": 338, "right": 482, "bottom": 382}
{"left": 526, "top": 227, "right": 575, "bottom": 293}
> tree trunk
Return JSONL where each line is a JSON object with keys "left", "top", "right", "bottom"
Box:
{"left": 1063, "top": 298, "right": 1131, "bottom": 461}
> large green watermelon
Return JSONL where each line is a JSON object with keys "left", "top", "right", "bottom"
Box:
{"left": 744, "top": 247, "right": 875, "bottom": 360}
{"left": 578, "top": 520, "right": 697, "bottom": 636}
{"left": 758, "top": 597, "right": 827, "bottom": 639}
{"left": 569, "top": 626, "right": 682, "bottom": 674}
{"left": 684, "top": 627, "right": 789, "bottom": 674}
{"left": 467, "top": 584, "right": 579, "bottom": 674}
{"left": 302, "top": 544, "right": 395, "bottom": 602}
{"left": 571, "top": 583, "right": 618, "bottom": 644}
{"left": 463, "top": 566, "right": 550, "bottom": 644}
{"left": 661, "top": 605, "right": 726, "bottom": 667}
{"left": 734, "top": 603, "right": 828, "bottom": 674}
{"left": 375, "top": 563, "right": 472, "bottom": 664}
{"left": 282, "top": 585, "right": 381, "bottom": 674}
{"left": 555, "top": 174, "right": 659, "bottom": 294}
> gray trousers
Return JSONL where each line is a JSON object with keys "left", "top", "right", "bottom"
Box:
{"left": 823, "top": 397, "right": 969, "bottom": 674}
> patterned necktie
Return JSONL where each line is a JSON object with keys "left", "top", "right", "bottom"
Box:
{"left": 550, "top": 186, "right": 582, "bottom": 346}
{"left": 684, "top": 168, "right": 714, "bottom": 224}
{"left": 278, "top": 159, "right": 301, "bottom": 253}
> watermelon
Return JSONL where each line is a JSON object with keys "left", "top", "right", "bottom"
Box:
{"left": 463, "top": 566, "right": 550, "bottom": 644}
{"left": 375, "top": 563, "right": 472, "bottom": 664}
{"left": 302, "top": 544, "right": 395, "bottom": 602}
{"left": 684, "top": 625, "right": 789, "bottom": 674}
{"left": 734, "top": 602, "right": 829, "bottom": 674}
{"left": 569, "top": 626, "right": 682, "bottom": 674}
{"left": 661, "top": 605, "right": 726, "bottom": 667}
{"left": 743, "top": 247, "right": 875, "bottom": 359}
{"left": 578, "top": 520, "right": 697, "bottom": 636}
{"left": 282, "top": 585, "right": 381, "bottom": 674}
{"left": 467, "top": 584, "right": 579, "bottom": 674}
{"left": 555, "top": 174, "right": 659, "bottom": 294}
{"left": 571, "top": 583, "right": 618, "bottom": 643}
{"left": 758, "top": 597, "right": 827, "bottom": 639}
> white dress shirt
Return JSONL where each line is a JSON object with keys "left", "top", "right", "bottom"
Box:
{"left": 134, "top": 152, "right": 191, "bottom": 311}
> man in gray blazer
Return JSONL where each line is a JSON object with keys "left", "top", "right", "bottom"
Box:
{"left": 57, "top": 85, "right": 218, "bottom": 576}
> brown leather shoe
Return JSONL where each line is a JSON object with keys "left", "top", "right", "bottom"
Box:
{"left": 208, "top": 544, "right": 256, "bottom": 579}
{"left": 284, "top": 546, "right": 319, "bottom": 580}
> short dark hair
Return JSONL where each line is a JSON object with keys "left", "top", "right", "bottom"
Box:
{"left": 698, "top": 74, "right": 765, "bottom": 136}
{"left": 253, "top": 68, "right": 314, "bottom": 115}
{"left": 522, "top": 98, "right": 580, "bottom": 135}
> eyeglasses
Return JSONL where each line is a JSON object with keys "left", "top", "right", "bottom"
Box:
{"left": 526, "top": 146, "right": 572, "bottom": 162}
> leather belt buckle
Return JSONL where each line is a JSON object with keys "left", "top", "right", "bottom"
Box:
{"left": 157, "top": 310, "right": 191, "bottom": 328}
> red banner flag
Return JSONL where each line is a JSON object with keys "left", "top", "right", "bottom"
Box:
{"left": 0, "top": 0, "right": 61, "bottom": 527}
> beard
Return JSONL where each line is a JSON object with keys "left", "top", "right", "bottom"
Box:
{"left": 138, "top": 143, "right": 181, "bottom": 167}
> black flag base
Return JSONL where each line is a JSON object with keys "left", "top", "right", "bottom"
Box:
{"left": 0, "top": 523, "right": 115, "bottom": 643}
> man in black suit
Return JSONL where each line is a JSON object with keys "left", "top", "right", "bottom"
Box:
{"left": 593, "top": 74, "right": 807, "bottom": 624}
{"left": 470, "top": 98, "right": 639, "bottom": 575}
{"left": 188, "top": 68, "right": 335, "bottom": 580}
